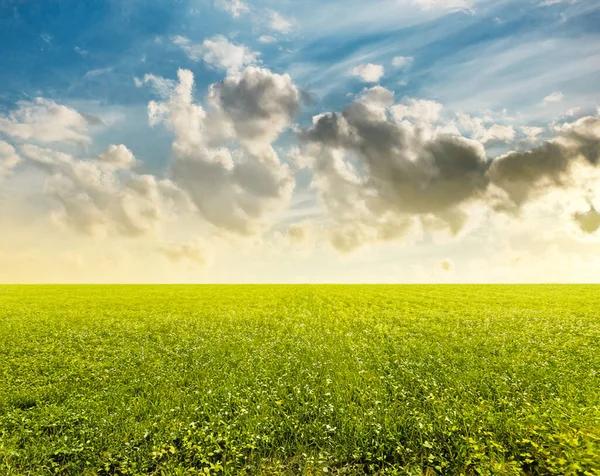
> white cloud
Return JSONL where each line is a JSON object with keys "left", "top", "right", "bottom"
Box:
{"left": 521, "top": 125, "right": 545, "bottom": 141}
{"left": 349, "top": 63, "right": 385, "bottom": 83}
{"left": 540, "top": 0, "right": 576, "bottom": 6}
{"left": 0, "top": 98, "right": 94, "bottom": 144}
{"left": 391, "top": 98, "right": 444, "bottom": 125}
{"left": 543, "top": 91, "right": 564, "bottom": 104}
{"left": 83, "top": 67, "right": 113, "bottom": 80}
{"left": 214, "top": 0, "right": 249, "bottom": 18}
{"left": 136, "top": 74, "right": 177, "bottom": 98}
{"left": 392, "top": 56, "right": 414, "bottom": 70}
{"left": 172, "top": 35, "right": 260, "bottom": 74}
{"left": 258, "top": 35, "right": 277, "bottom": 44}
{"left": 458, "top": 113, "right": 516, "bottom": 143}
{"left": 484, "top": 124, "right": 516, "bottom": 142}
{"left": 268, "top": 10, "right": 295, "bottom": 33}
{"left": 562, "top": 106, "right": 582, "bottom": 118}
{"left": 97, "top": 144, "right": 137, "bottom": 169}
{"left": 412, "top": 0, "right": 476, "bottom": 11}
{"left": 20, "top": 144, "right": 184, "bottom": 237}
{"left": 145, "top": 67, "right": 300, "bottom": 235}
{"left": 0, "top": 140, "right": 21, "bottom": 181}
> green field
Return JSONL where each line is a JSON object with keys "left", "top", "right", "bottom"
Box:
{"left": 1, "top": 285, "right": 599, "bottom": 475}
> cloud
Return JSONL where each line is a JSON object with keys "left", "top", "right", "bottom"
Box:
{"left": 349, "top": 63, "right": 385, "bottom": 83}
{"left": 83, "top": 67, "right": 113, "bottom": 80}
{"left": 412, "top": 0, "right": 476, "bottom": 11}
{"left": 521, "top": 126, "right": 545, "bottom": 141}
{"left": 97, "top": 144, "right": 137, "bottom": 168}
{"left": 20, "top": 144, "right": 184, "bottom": 237}
{"left": 543, "top": 91, "right": 564, "bottom": 104}
{"left": 391, "top": 98, "right": 444, "bottom": 125}
{"left": 573, "top": 207, "right": 600, "bottom": 234}
{"left": 440, "top": 258, "right": 454, "bottom": 272}
{"left": 287, "top": 222, "right": 312, "bottom": 244}
{"left": 300, "top": 88, "right": 600, "bottom": 251}
{"left": 0, "top": 141, "right": 21, "bottom": 181}
{"left": 268, "top": 10, "right": 295, "bottom": 33}
{"left": 145, "top": 67, "right": 300, "bottom": 235}
{"left": 0, "top": 98, "right": 94, "bottom": 144}
{"left": 159, "top": 238, "right": 212, "bottom": 265}
{"left": 215, "top": 0, "right": 249, "bottom": 18}
{"left": 540, "top": 0, "right": 576, "bottom": 6}
{"left": 488, "top": 116, "right": 600, "bottom": 208}
{"left": 172, "top": 35, "right": 259, "bottom": 74}
{"left": 392, "top": 56, "right": 414, "bottom": 70}
{"left": 458, "top": 113, "right": 516, "bottom": 144}
{"left": 258, "top": 35, "right": 277, "bottom": 44}
{"left": 136, "top": 74, "right": 177, "bottom": 98}
{"left": 301, "top": 87, "right": 488, "bottom": 251}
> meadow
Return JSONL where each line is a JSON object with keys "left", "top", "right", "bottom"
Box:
{"left": 0, "top": 285, "right": 599, "bottom": 475}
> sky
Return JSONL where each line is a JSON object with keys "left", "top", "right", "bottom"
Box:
{"left": 1, "top": 0, "right": 600, "bottom": 283}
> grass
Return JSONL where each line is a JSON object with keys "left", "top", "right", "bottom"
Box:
{"left": 0, "top": 285, "right": 599, "bottom": 475}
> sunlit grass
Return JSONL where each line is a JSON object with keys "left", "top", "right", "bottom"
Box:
{"left": 1, "top": 285, "right": 599, "bottom": 474}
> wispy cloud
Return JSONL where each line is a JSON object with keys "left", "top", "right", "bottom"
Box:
{"left": 268, "top": 10, "right": 296, "bottom": 34}
{"left": 214, "top": 0, "right": 249, "bottom": 18}
{"left": 543, "top": 91, "right": 564, "bottom": 104}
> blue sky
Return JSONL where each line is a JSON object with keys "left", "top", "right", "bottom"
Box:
{"left": 1, "top": 0, "right": 600, "bottom": 283}
{"left": 3, "top": 0, "right": 598, "bottom": 112}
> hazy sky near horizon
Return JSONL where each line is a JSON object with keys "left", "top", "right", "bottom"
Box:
{"left": 1, "top": 0, "right": 600, "bottom": 283}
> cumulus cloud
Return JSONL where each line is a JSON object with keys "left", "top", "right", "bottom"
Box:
{"left": 172, "top": 35, "right": 259, "bottom": 74}
{"left": 0, "top": 98, "right": 95, "bottom": 144}
{"left": 349, "top": 63, "right": 385, "bottom": 83}
{"left": 97, "top": 144, "right": 137, "bottom": 168}
{"left": 300, "top": 88, "right": 600, "bottom": 252}
{"left": 521, "top": 126, "right": 545, "bottom": 142}
{"left": 20, "top": 143, "right": 184, "bottom": 237}
{"left": 301, "top": 87, "right": 488, "bottom": 251}
{"left": 488, "top": 116, "right": 600, "bottom": 207}
{"left": 268, "top": 10, "right": 295, "bottom": 33}
{"left": 458, "top": 113, "right": 516, "bottom": 144}
{"left": 215, "top": 0, "right": 249, "bottom": 17}
{"left": 543, "top": 91, "right": 564, "bottom": 104}
{"left": 392, "top": 98, "right": 444, "bottom": 125}
{"left": 145, "top": 67, "right": 300, "bottom": 235}
{"left": 0, "top": 141, "right": 21, "bottom": 181}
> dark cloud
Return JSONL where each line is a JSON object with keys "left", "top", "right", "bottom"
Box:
{"left": 301, "top": 89, "right": 600, "bottom": 250}
{"left": 488, "top": 117, "right": 600, "bottom": 207}
{"left": 574, "top": 207, "right": 600, "bottom": 234}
